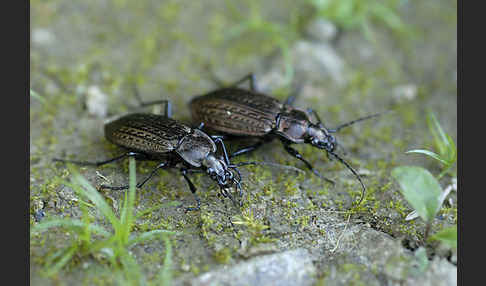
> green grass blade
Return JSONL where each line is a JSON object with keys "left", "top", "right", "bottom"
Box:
{"left": 437, "top": 164, "right": 456, "bottom": 179}
{"left": 119, "top": 157, "right": 137, "bottom": 244}
{"left": 30, "top": 89, "right": 46, "bottom": 103}
{"left": 429, "top": 112, "right": 449, "bottom": 147}
{"left": 445, "top": 133, "right": 457, "bottom": 163}
{"left": 67, "top": 166, "right": 120, "bottom": 230}
{"left": 426, "top": 112, "right": 449, "bottom": 156}
{"left": 118, "top": 249, "right": 144, "bottom": 285}
{"left": 406, "top": 149, "right": 448, "bottom": 165}
{"left": 44, "top": 243, "right": 79, "bottom": 277}
{"left": 391, "top": 166, "right": 442, "bottom": 222}
{"left": 371, "top": 2, "right": 404, "bottom": 31}
{"left": 156, "top": 234, "right": 173, "bottom": 286}
{"left": 119, "top": 188, "right": 129, "bottom": 241}
{"left": 31, "top": 219, "right": 111, "bottom": 238}
{"left": 430, "top": 225, "right": 457, "bottom": 249}
{"left": 87, "top": 237, "right": 118, "bottom": 254}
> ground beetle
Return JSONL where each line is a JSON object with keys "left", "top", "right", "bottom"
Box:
{"left": 54, "top": 100, "right": 246, "bottom": 211}
{"left": 189, "top": 73, "right": 382, "bottom": 204}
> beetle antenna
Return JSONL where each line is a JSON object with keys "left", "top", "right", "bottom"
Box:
{"left": 220, "top": 187, "right": 238, "bottom": 207}
{"left": 213, "top": 137, "right": 231, "bottom": 165}
{"left": 306, "top": 108, "right": 323, "bottom": 125}
{"left": 328, "top": 151, "right": 366, "bottom": 206}
{"left": 231, "top": 161, "right": 305, "bottom": 174}
{"left": 328, "top": 112, "right": 387, "bottom": 133}
{"left": 229, "top": 166, "right": 243, "bottom": 198}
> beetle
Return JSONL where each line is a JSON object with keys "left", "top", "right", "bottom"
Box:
{"left": 189, "top": 73, "right": 383, "bottom": 204}
{"left": 54, "top": 100, "right": 245, "bottom": 211}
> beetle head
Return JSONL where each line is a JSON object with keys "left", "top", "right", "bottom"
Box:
{"left": 203, "top": 154, "right": 235, "bottom": 188}
{"left": 306, "top": 123, "right": 337, "bottom": 153}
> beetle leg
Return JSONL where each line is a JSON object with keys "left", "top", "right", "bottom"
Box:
{"left": 53, "top": 152, "right": 147, "bottom": 167}
{"left": 184, "top": 169, "right": 204, "bottom": 174}
{"left": 282, "top": 143, "right": 335, "bottom": 185}
{"left": 132, "top": 84, "right": 172, "bottom": 117}
{"left": 284, "top": 95, "right": 296, "bottom": 107}
{"left": 206, "top": 67, "right": 258, "bottom": 91}
{"left": 229, "top": 140, "right": 265, "bottom": 158}
{"left": 196, "top": 122, "right": 205, "bottom": 130}
{"left": 165, "top": 101, "right": 172, "bottom": 118}
{"left": 139, "top": 99, "right": 172, "bottom": 118}
{"left": 204, "top": 64, "right": 227, "bottom": 87}
{"left": 229, "top": 73, "right": 257, "bottom": 91}
{"left": 283, "top": 84, "right": 303, "bottom": 107}
{"left": 306, "top": 108, "right": 324, "bottom": 125}
{"left": 180, "top": 168, "right": 201, "bottom": 212}
{"left": 99, "top": 161, "right": 169, "bottom": 191}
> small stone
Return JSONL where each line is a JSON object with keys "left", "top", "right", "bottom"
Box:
{"left": 86, "top": 86, "right": 108, "bottom": 118}
{"left": 187, "top": 249, "right": 316, "bottom": 286}
{"left": 144, "top": 247, "right": 155, "bottom": 254}
{"left": 257, "top": 70, "right": 288, "bottom": 93}
{"left": 305, "top": 19, "right": 337, "bottom": 42}
{"left": 292, "top": 41, "right": 346, "bottom": 86}
{"left": 300, "top": 84, "right": 328, "bottom": 100}
{"left": 32, "top": 28, "right": 56, "bottom": 46}
{"left": 392, "top": 84, "right": 418, "bottom": 103}
{"left": 358, "top": 168, "right": 372, "bottom": 176}
{"left": 181, "top": 264, "right": 190, "bottom": 272}
{"left": 405, "top": 258, "right": 456, "bottom": 286}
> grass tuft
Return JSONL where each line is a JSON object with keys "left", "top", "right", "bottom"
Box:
{"left": 30, "top": 158, "right": 177, "bottom": 284}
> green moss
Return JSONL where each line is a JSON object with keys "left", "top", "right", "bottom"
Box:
{"left": 213, "top": 247, "right": 232, "bottom": 264}
{"left": 297, "top": 215, "right": 310, "bottom": 229}
{"left": 190, "top": 263, "right": 201, "bottom": 275}
{"left": 200, "top": 211, "right": 216, "bottom": 242}
{"left": 283, "top": 178, "right": 299, "bottom": 196}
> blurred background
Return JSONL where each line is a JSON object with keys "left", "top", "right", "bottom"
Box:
{"left": 30, "top": 0, "right": 457, "bottom": 285}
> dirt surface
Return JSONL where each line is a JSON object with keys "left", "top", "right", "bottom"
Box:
{"left": 30, "top": 1, "right": 457, "bottom": 285}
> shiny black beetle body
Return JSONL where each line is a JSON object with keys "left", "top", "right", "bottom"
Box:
{"left": 190, "top": 74, "right": 381, "bottom": 204}
{"left": 54, "top": 102, "right": 243, "bottom": 211}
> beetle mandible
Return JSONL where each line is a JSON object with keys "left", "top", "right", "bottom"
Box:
{"left": 54, "top": 100, "right": 245, "bottom": 211}
{"left": 189, "top": 73, "right": 383, "bottom": 204}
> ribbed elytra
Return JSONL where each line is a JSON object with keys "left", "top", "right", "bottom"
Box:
{"left": 189, "top": 73, "right": 384, "bottom": 205}
{"left": 105, "top": 113, "right": 208, "bottom": 160}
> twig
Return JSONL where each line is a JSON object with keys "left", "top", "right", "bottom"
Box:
{"left": 330, "top": 212, "right": 352, "bottom": 253}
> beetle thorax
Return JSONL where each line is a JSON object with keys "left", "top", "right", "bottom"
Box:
{"left": 275, "top": 111, "right": 310, "bottom": 143}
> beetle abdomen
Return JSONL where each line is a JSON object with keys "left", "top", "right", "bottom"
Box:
{"left": 105, "top": 113, "right": 191, "bottom": 156}
{"left": 190, "top": 88, "right": 282, "bottom": 136}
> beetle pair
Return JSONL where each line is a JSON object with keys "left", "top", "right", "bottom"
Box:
{"left": 55, "top": 73, "right": 380, "bottom": 210}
